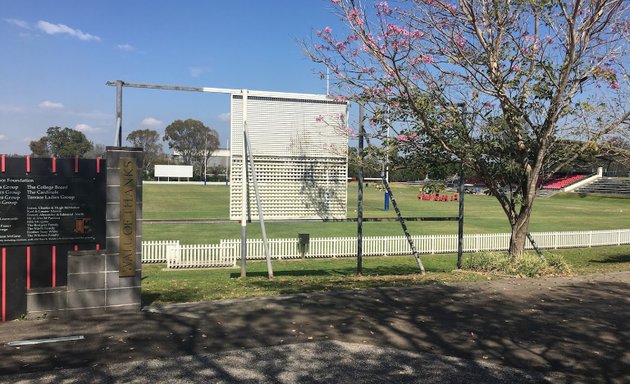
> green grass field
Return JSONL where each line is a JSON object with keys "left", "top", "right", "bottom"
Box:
{"left": 143, "top": 183, "right": 630, "bottom": 244}
{"left": 140, "top": 183, "right": 630, "bottom": 305}
{"left": 141, "top": 245, "right": 630, "bottom": 305}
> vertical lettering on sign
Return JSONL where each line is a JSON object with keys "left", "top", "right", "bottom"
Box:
{"left": 119, "top": 157, "right": 137, "bottom": 277}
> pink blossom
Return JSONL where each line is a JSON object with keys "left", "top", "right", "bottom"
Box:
{"left": 315, "top": 115, "right": 324, "bottom": 123}
{"left": 410, "top": 30, "right": 425, "bottom": 39}
{"left": 335, "top": 41, "right": 348, "bottom": 52}
{"left": 324, "top": 26, "right": 332, "bottom": 34}
{"left": 386, "top": 24, "right": 410, "bottom": 36}
{"left": 347, "top": 127, "right": 356, "bottom": 138}
{"left": 331, "top": 0, "right": 341, "bottom": 3}
{"left": 375, "top": 2, "right": 393, "bottom": 16}
{"left": 453, "top": 35, "right": 466, "bottom": 49}
{"left": 610, "top": 81, "right": 620, "bottom": 89}
{"left": 348, "top": 8, "right": 363, "bottom": 26}
{"left": 397, "top": 134, "right": 408, "bottom": 141}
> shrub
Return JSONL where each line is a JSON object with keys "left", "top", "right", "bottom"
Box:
{"left": 543, "top": 252, "right": 573, "bottom": 275}
{"left": 463, "top": 251, "right": 572, "bottom": 277}
{"left": 511, "top": 253, "right": 547, "bottom": 277}
{"left": 463, "top": 252, "right": 510, "bottom": 272}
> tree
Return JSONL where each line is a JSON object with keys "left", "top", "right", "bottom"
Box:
{"left": 85, "top": 143, "right": 107, "bottom": 159}
{"left": 29, "top": 126, "right": 93, "bottom": 158}
{"left": 163, "top": 119, "right": 220, "bottom": 178}
{"left": 310, "top": 0, "right": 629, "bottom": 258}
{"left": 127, "top": 129, "right": 166, "bottom": 177}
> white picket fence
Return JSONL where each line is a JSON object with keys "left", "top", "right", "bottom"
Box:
{"left": 141, "top": 229, "right": 630, "bottom": 269}
{"left": 142, "top": 240, "right": 180, "bottom": 263}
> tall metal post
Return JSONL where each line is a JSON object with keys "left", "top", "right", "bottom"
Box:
{"left": 240, "top": 90, "right": 248, "bottom": 278}
{"left": 244, "top": 126, "right": 274, "bottom": 279}
{"left": 203, "top": 136, "right": 208, "bottom": 186}
{"left": 357, "top": 104, "right": 364, "bottom": 275}
{"left": 115, "top": 80, "right": 123, "bottom": 146}
{"left": 384, "top": 117, "right": 390, "bottom": 211}
{"left": 381, "top": 177, "right": 425, "bottom": 274}
{"left": 457, "top": 162, "right": 465, "bottom": 269}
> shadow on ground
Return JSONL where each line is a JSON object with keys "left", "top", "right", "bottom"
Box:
{"left": 1, "top": 272, "right": 628, "bottom": 383}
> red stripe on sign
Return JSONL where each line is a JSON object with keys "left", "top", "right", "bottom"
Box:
{"left": 26, "top": 247, "right": 31, "bottom": 290}
{"left": 75, "top": 157, "right": 79, "bottom": 173}
{"left": 26, "top": 155, "right": 31, "bottom": 173}
{"left": 52, "top": 157, "right": 57, "bottom": 173}
{"left": 74, "top": 244, "right": 78, "bottom": 251}
{"left": 2, "top": 248, "right": 6, "bottom": 321}
{"left": 96, "top": 157, "right": 101, "bottom": 173}
{"left": 95, "top": 243, "right": 100, "bottom": 250}
{"left": 52, "top": 246, "right": 56, "bottom": 288}
{"left": 1, "top": 154, "right": 5, "bottom": 172}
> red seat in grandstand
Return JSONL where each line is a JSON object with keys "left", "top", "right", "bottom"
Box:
{"left": 542, "top": 174, "right": 588, "bottom": 189}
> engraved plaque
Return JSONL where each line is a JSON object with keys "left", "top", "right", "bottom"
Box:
{"left": 119, "top": 157, "right": 137, "bottom": 277}
{"left": 0, "top": 158, "right": 105, "bottom": 246}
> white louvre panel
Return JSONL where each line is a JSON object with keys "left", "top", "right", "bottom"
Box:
{"left": 229, "top": 92, "right": 348, "bottom": 220}
{"left": 230, "top": 95, "right": 348, "bottom": 158}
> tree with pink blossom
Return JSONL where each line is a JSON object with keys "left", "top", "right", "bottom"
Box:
{"left": 309, "top": 0, "right": 629, "bottom": 259}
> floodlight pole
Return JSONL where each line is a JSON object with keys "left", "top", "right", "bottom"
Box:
{"left": 204, "top": 136, "right": 208, "bottom": 186}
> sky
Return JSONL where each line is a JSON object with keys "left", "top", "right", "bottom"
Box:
{"left": 0, "top": 0, "right": 345, "bottom": 155}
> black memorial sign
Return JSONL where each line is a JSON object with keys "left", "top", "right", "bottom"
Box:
{"left": 0, "top": 157, "right": 105, "bottom": 246}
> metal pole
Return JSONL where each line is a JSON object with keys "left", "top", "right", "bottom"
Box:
{"left": 115, "top": 80, "right": 123, "bottom": 146}
{"left": 384, "top": 113, "right": 390, "bottom": 211}
{"left": 381, "top": 177, "right": 425, "bottom": 274}
{"left": 240, "top": 90, "right": 248, "bottom": 278}
{"left": 204, "top": 136, "right": 208, "bottom": 186}
{"left": 357, "top": 104, "right": 364, "bottom": 276}
{"left": 244, "top": 128, "right": 274, "bottom": 279}
{"left": 457, "top": 162, "right": 465, "bottom": 269}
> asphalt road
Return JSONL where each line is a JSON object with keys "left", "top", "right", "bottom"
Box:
{"left": 1, "top": 271, "right": 628, "bottom": 383}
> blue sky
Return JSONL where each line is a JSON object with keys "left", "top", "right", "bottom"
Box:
{"left": 0, "top": 0, "right": 343, "bottom": 155}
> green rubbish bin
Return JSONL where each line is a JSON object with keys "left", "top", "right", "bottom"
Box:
{"left": 298, "top": 233, "right": 310, "bottom": 259}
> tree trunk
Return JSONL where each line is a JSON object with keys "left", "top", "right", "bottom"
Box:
{"left": 508, "top": 190, "right": 535, "bottom": 259}
{"left": 508, "top": 218, "right": 529, "bottom": 260}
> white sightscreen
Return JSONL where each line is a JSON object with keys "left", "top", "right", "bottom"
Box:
{"left": 154, "top": 165, "right": 193, "bottom": 178}
{"left": 230, "top": 93, "right": 348, "bottom": 220}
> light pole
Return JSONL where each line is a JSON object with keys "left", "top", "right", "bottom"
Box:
{"left": 203, "top": 135, "right": 208, "bottom": 186}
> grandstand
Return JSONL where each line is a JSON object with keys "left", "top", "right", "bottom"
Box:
{"left": 574, "top": 177, "right": 630, "bottom": 196}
